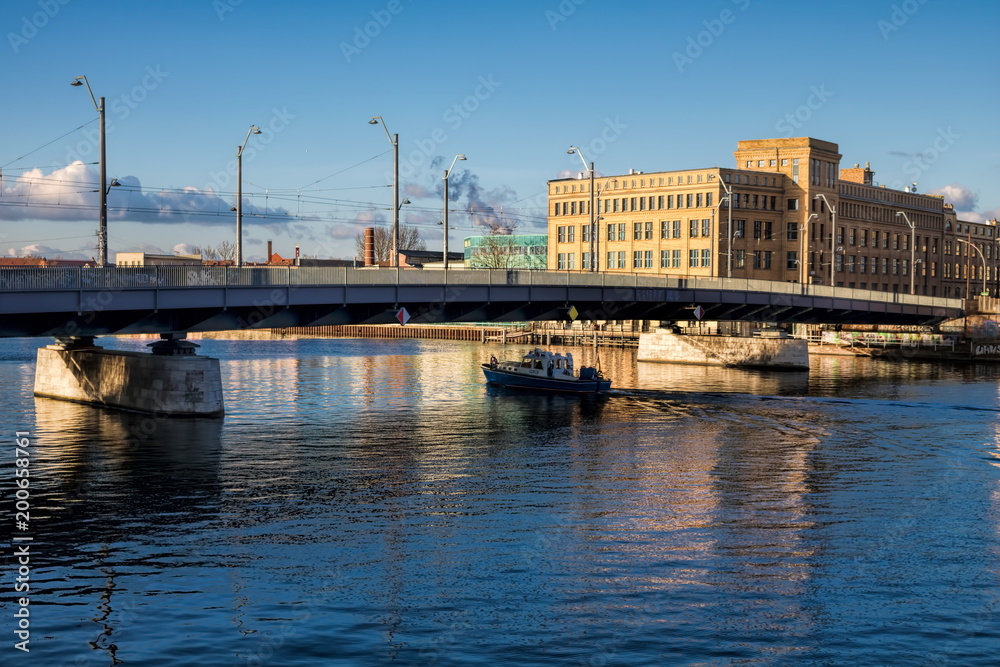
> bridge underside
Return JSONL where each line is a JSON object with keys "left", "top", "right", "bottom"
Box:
{"left": 0, "top": 283, "right": 963, "bottom": 338}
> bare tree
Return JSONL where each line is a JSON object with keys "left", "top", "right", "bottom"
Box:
{"left": 353, "top": 225, "right": 426, "bottom": 263}
{"left": 202, "top": 240, "right": 236, "bottom": 262}
{"left": 470, "top": 233, "right": 522, "bottom": 269}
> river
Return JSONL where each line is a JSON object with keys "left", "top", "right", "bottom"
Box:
{"left": 1, "top": 335, "right": 998, "bottom": 666}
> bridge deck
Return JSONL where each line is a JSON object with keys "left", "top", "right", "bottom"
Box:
{"left": 0, "top": 267, "right": 964, "bottom": 338}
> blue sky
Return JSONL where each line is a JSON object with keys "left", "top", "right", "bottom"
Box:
{"left": 2, "top": 0, "right": 998, "bottom": 261}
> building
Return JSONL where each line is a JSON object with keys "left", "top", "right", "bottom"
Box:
{"left": 463, "top": 234, "right": 547, "bottom": 269}
{"left": 548, "top": 136, "right": 996, "bottom": 298}
{"left": 115, "top": 252, "right": 202, "bottom": 267}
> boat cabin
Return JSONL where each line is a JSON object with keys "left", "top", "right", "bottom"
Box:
{"left": 498, "top": 348, "right": 575, "bottom": 379}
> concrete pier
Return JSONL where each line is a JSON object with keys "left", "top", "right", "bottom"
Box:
{"left": 33, "top": 336, "right": 225, "bottom": 416}
{"left": 637, "top": 329, "right": 809, "bottom": 370}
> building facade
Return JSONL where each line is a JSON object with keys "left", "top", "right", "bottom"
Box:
{"left": 464, "top": 234, "right": 547, "bottom": 269}
{"left": 548, "top": 136, "right": 996, "bottom": 298}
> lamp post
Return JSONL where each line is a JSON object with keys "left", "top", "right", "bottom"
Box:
{"left": 235, "top": 125, "right": 262, "bottom": 266}
{"left": 369, "top": 116, "right": 399, "bottom": 267}
{"left": 568, "top": 147, "right": 595, "bottom": 272}
{"left": 443, "top": 154, "right": 467, "bottom": 270}
{"left": 718, "top": 177, "right": 734, "bottom": 278}
{"left": 895, "top": 211, "right": 917, "bottom": 294}
{"left": 594, "top": 177, "right": 616, "bottom": 272}
{"left": 805, "top": 213, "right": 819, "bottom": 284}
{"left": 814, "top": 193, "right": 837, "bottom": 286}
{"left": 958, "top": 239, "right": 987, "bottom": 296}
{"left": 70, "top": 76, "right": 108, "bottom": 266}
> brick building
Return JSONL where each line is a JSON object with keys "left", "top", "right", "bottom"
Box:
{"left": 548, "top": 136, "right": 996, "bottom": 297}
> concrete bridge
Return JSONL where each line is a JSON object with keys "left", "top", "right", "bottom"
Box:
{"left": 0, "top": 266, "right": 964, "bottom": 338}
{"left": 2, "top": 267, "right": 963, "bottom": 417}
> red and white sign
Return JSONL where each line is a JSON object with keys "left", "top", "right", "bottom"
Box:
{"left": 396, "top": 307, "right": 410, "bottom": 326}
{"left": 693, "top": 305, "right": 705, "bottom": 320}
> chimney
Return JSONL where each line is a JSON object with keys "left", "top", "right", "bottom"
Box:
{"left": 364, "top": 227, "right": 375, "bottom": 266}
{"left": 267, "top": 240, "right": 272, "bottom": 262}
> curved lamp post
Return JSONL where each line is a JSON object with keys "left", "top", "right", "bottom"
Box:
{"left": 71, "top": 76, "right": 108, "bottom": 266}
{"left": 895, "top": 211, "right": 917, "bottom": 294}
{"left": 443, "top": 154, "right": 467, "bottom": 270}
{"left": 568, "top": 147, "right": 595, "bottom": 271}
{"left": 958, "top": 238, "right": 987, "bottom": 296}
{"left": 236, "top": 125, "right": 262, "bottom": 266}
{"left": 369, "top": 116, "right": 399, "bottom": 267}
{"left": 814, "top": 193, "right": 837, "bottom": 286}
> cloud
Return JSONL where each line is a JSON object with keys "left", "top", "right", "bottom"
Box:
{"left": 172, "top": 243, "right": 200, "bottom": 255}
{"left": 6, "top": 243, "right": 93, "bottom": 260}
{"left": 0, "top": 163, "right": 296, "bottom": 226}
{"left": 928, "top": 183, "right": 978, "bottom": 212}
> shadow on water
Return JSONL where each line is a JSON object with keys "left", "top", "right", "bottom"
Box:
{"left": 29, "top": 397, "right": 224, "bottom": 552}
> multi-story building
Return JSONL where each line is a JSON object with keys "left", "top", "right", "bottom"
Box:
{"left": 548, "top": 136, "right": 997, "bottom": 298}
{"left": 464, "top": 233, "right": 547, "bottom": 269}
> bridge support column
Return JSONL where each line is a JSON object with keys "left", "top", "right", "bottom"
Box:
{"left": 33, "top": 334, "right": 225, "bottom": 416}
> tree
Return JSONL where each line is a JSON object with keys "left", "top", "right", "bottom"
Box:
{"left": 470, "top": 233, "right": 522, "bottom": 269}
{"left": 202, "top": 240, "right": 236, "bottom": 262}
{"left": 353, "top": 225, "right": 426, "bottom": 263}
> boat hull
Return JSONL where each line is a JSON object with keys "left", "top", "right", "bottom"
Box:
{"left": 482, "top": 366, "right": 611, "bottom": 394}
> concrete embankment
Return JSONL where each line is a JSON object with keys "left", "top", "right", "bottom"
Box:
{"left": 637, "top": 329, "right": 809, "bottom": 370}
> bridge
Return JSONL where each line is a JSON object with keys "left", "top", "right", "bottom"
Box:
{"left": 0, "top": 266, "right": 964, "bottom": 338}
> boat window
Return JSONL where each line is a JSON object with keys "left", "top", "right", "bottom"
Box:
{"left": 533, "top": 360, "right": 543, "bottom": 369}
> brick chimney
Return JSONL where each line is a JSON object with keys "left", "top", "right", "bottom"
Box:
{"left": 267, "top": 240, "right": 272, "bottom": 262}
{"left": 364, "top": 227, "right": 375, "bottom": 266}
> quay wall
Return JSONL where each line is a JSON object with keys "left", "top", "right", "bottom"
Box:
{"left": 638, "top": 330, "right": 810, "bottom": 370}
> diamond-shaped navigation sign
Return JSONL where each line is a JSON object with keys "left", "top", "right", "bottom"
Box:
{"left": 567, "top": 305, "right": 579, "bottom": 321}
{"left": 693, "top": 305, "right": 705, "bottom": 320}
{"left": 396, "top": 307, "right": 410, "bottom": 326}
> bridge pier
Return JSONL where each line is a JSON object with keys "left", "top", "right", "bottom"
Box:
{"left": 33, "top": 334, "right": 225, "bottom": 416}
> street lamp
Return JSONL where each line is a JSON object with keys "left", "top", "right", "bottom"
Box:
{"left": 71, "top": 75, "right": 108, "bottom": 266}
{"left": 805, "top": 213, "right": 819, "bottom": 284}
{"left": 958, "top": 239, "right": 987, "bottom": 297}
{"left": 568, "top": 147, "right": 596, "bottom": 272}
{"left": 443, "top": 154, "right": 467, "bottom": 270}
{"left": 814, "top": 194, "right": 837, "bottom": 286}
{"left": 594, "top": 177, "right": 616, "bottom": 271}
{"left": 717, "top": 177, "right": 734, "bottom": 278}
{"left": 235, "top": 125, "right": 262, "bottom": 266}
{"left": 369, "top": 116, "right": 400, "bottom": 267}
{"left": 895, "top": 211, "right": 917, "bottom": 295}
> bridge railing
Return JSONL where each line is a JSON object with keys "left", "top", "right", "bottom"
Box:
{"left": 0, "top": 266, "right": 962, "bottom": 309}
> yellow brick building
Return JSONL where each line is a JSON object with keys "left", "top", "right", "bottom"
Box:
{"left": 548, "top": 136, "right": 997, "bottom": 297}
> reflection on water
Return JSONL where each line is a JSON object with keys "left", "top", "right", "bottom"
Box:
{"left": 1, "top": 336, "right": 998, "bottom": 666}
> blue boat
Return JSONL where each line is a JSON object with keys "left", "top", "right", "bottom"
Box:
{"left": 482, "top": 348, "right": 612, "bottom": 394}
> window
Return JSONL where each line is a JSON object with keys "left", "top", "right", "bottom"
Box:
{"left": 835, "top": 255, "right": 844, "bottom": 272}
{"left": 848, "top": 229, "right": 856, "bottom": 246}
{"left": 858, "top": 256, "right": 867, "bottom": 274}
{"left": 558, "top": 226, "right": 566, "bottom": 243}
{"left": 702, "top": 219, "right": 711, "bottom": 237}
{"left": 706, "top": 193, "right": 714, "bottom": 207}
{"left": 607, "top": 251, "right": 616, "bottom": 269}
{"left": 690, "top": 220, "right": 699, "bottom": 237}
{"left": 566, "top": 226, "right": 575, "bottom": 243}
{"left": 770, "top": 159, "right": 777, "bottom": 167}
{"left": 673, "top": 220, "right": 681, "bottom": 238}
{"left": 617, "top": 251, "right": 625, "bottom": 268}
{"left": 607, "top": 225, "right": 616, "bottom": 242}
{"left": 566, "top": 253, "right": 575, "bottom": 270}
{"left": 558, "top": 252, "right": 567, "bottom": 269}
{"left": 660, "top": 250, "right": 670, "bottom": 268}
{"left": 661, "top": 221, "right": 669, "bottom": 239}
{"left": 570, "top": 201, "right": 577, "bottom": 216}
{"left": 633, "top": 251, "right": 642, "bottom": 269}
{"left": 689, "top": 249, "right": 699, "bottom": 267}
{"left": 733, "top": 220, "right": 746, "bottom": 239}
{"left": 645, "top": 221, "right": 653, "bottom": 239}
{"left": 582, "top": 252, "right": 590, "bottom": 270}
{"left": 644, "top": 250, "right": 653, "bottom": 268}
{"left": 634, "top": 222, "right": 643, "bottom": 240}
{"left": 893, "top": 258, "right": 899, "bottom": 274}
{"left": 686, "top": 193, "right": 693, "bottom": 208}
{"left": 672, "top": 249, "right": 681, "bottom": 267}
{"left": 786, "top": 223, "right": 799, "bottom": 241}
{"left": 848, "top": 255, "right": 856, "bottom": 273}
{"left": 618, "top": 223, "right": 626, "bottom": 241}
{"left": 696, "top": 193, "right": 703, "bottom": 208}
{"left": 754, "top": 251, "right": 772, "bottom": 270}
{"left": 582, "top": 225, "right": 590, "bottom": 243}
{"left": 786, "top": 251, "right": 798, "bottom": 270}
{"left": 789, "top": 199, "right": 801, "bottom": 212}
{"left": 781, "top": 159, "right": 788, "bottom": 166}
{"left": 882, "top": 258, "right": 889, "bottom": 274}
{"left": 734, "top": 249, "right": 746, "bottom": 268}
{"left": 701, "top": 249, "right": 711, "bottom": 267}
